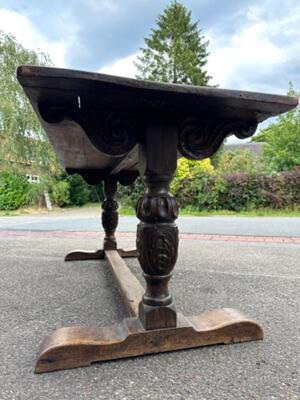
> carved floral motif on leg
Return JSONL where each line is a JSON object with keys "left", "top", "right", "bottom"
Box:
{"left": 136, "top": 176, "right": 179, "bottom": 330}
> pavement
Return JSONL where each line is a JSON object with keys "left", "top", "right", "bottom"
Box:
{"left": 0, "top": 233, "right": 299, "bottom": 399}
{"left": 0, "top": 213, "right": 300, "bottom": 237}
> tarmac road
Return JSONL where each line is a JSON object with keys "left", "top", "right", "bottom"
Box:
{"left": 0, "top": 235, "right": 299, "bottom": 399}
{"left": 0, "top": 213, "right": 299, "bottom": 237}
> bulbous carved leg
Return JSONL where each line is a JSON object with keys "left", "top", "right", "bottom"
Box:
{"left": 102, "top": 178, "right": 118, "bottom": 250}
{"left": 136, "top": 120, "right": 179, "bottom": 330}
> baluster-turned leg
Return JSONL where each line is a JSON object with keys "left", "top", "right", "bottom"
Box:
{"left": 136, "top": 120, "right": 179, "bottom": 330}
{"left": 102, "top": 177, "right": 118, "bottom": 250}
{"left": 65, "top": 176, "right": 137, "bottom": 261}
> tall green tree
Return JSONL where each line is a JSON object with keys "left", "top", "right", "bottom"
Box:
{"left": 253, "top": 86, "right": 300, "bottom": 172}
{"left": 0, "top": 31, "right": 58, "bottom": 174}
{"left": 135, "top": 0, "right": 211, "bottom": 85}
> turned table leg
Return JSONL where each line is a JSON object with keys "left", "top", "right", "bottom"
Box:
{"left": 136, "top": 120, "right": 179, "bottom": 330}
{"left": 65, "top": 177, "right": 137, "bottom": 261}
{"left": 101, "top": 177, "right": 118, "bottom": 250}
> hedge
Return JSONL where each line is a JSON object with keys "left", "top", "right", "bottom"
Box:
{"left": 1, "top": 167, "right": 299, "bottom": 212}
{"left": 0, "top": 170, "right": 30, "bottom": 210}
{"left": 173, "top": 167, "right": 300, "bottom": 211}
{"left": 0, "top": 170, "right": 106, "bottom": 210}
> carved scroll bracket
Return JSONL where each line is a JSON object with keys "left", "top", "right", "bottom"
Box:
{"left": 38, "top": 103, "right": 139, "bottom": 157}
{"left": 178, "top": 118, "right": 258, "bottom": 160}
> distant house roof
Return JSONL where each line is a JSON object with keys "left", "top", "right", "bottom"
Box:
{"left": 224, "top": 142, "right": 264, "bottom": 157}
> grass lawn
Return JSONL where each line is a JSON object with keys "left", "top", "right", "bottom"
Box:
{"left": 119, "top": 206, "right": 300, "bottom": 217}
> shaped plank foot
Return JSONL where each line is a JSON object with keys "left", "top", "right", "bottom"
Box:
{"left": 35, "top": 308, "right": 263, "bottom": 373}
{"left": 117, "top": 248, "right": 137, "bottom": 258}
{"left": 65, "top": 248, "right": 137, "bottom": 262}
{"left": 65, "top": 249, "right": 105, "bottom": 261}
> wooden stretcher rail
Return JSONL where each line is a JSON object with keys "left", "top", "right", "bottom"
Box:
{"left": 105, "top": 250, "right": 144, "bottom": 317}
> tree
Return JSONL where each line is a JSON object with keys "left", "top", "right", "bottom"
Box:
{"left": 216, "top": 150, "right": 261, "bottom": 175}
{"left": 253, "top": 86, "right": 300, "bottom": 172}
{"left": 0, "top": 31, "right": 58, "bottom": 175}
{"left": 135, "top": 0, "right": 210, "bottom": 85}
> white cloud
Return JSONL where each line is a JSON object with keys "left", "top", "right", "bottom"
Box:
{"left": 207, "top": 22, "right": 285, "bottom": 91}
{"left": 97, "top": 3, "right": 300, "bottom": 95}
{"left": 206, "top": 4, "right": 300, "bottom": 93}
{"left": 0, "top": 8, "right": 66, "bottom": 67}
{"left": 98, "top": 53, "right": 138, "bottom": 78}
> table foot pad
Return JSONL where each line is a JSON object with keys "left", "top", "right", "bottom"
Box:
{"left": 64, "top": 248, "right": 137, "bottom": 261}
{"left": 35, "top": 308, "right": 263, "bottom": 373}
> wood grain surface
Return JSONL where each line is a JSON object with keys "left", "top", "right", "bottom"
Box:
{"left": 35, "top": 309, "right": 263, "bottom": 373}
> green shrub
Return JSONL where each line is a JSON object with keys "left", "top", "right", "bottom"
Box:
{"left": 171, "top": 158, "right": 214, "bottom": 192}
{"left": 38, "top": 171, "right": 104, "bottom": 208}
{"left": 218, "top": 173, "right": 266, "bottom": 211}
{"left": 173, "top": 167, "right": 300, "bottom": 212}
{"left": 196, "top": 174, "right": 227, "bottom": 210}
{"left": 67, "top": 174, "right": 90, "bottom": 206}
{"left": 262, "top": 166, "right": 300, "bottom": 209}
{"left": 0, "top": 170, "right": 30, "bottom": 210}
{"left": 51, "top": 171, "right": 91, "bottom": 207}
{"left": 216, "top": 150, "right": 261, "bottom": 174}
{"left": 173, "top": 173, "right": 208, "bottom": 208}
{"left": 50, "top": 180, "right": 70, "bottom": 206}
{"left": 88, "top": 182, "right": 104, "bottom": 203}
{"left": 24, "top": 175, "right": 70, "bottom": 208}
{"left": 117, "top": 177, "right": 144, "bottom": 208}
{"left": 282, "top": 166, "right": 300, "bottom": 206}
{"left": 27, "top": 181, "right": 46, "bottom": 207}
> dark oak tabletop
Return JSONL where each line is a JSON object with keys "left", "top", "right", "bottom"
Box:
{"left": 17, "top": 65, "right": 298, "bottom": 184}
{"left": 17, "top": 65, "right": 297, "bottom": 117}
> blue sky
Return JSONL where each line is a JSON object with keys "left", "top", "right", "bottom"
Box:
{"left": 1, "top": 0, "right": 299, "bottom": 95}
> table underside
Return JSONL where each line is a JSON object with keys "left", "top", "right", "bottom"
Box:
{"left": 17, "top": 65, "right": 297, "bottom": 185}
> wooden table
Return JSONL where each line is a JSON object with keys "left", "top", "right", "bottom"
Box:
{"left": 17, "top": 66, "right": 298, "bottom": 373}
